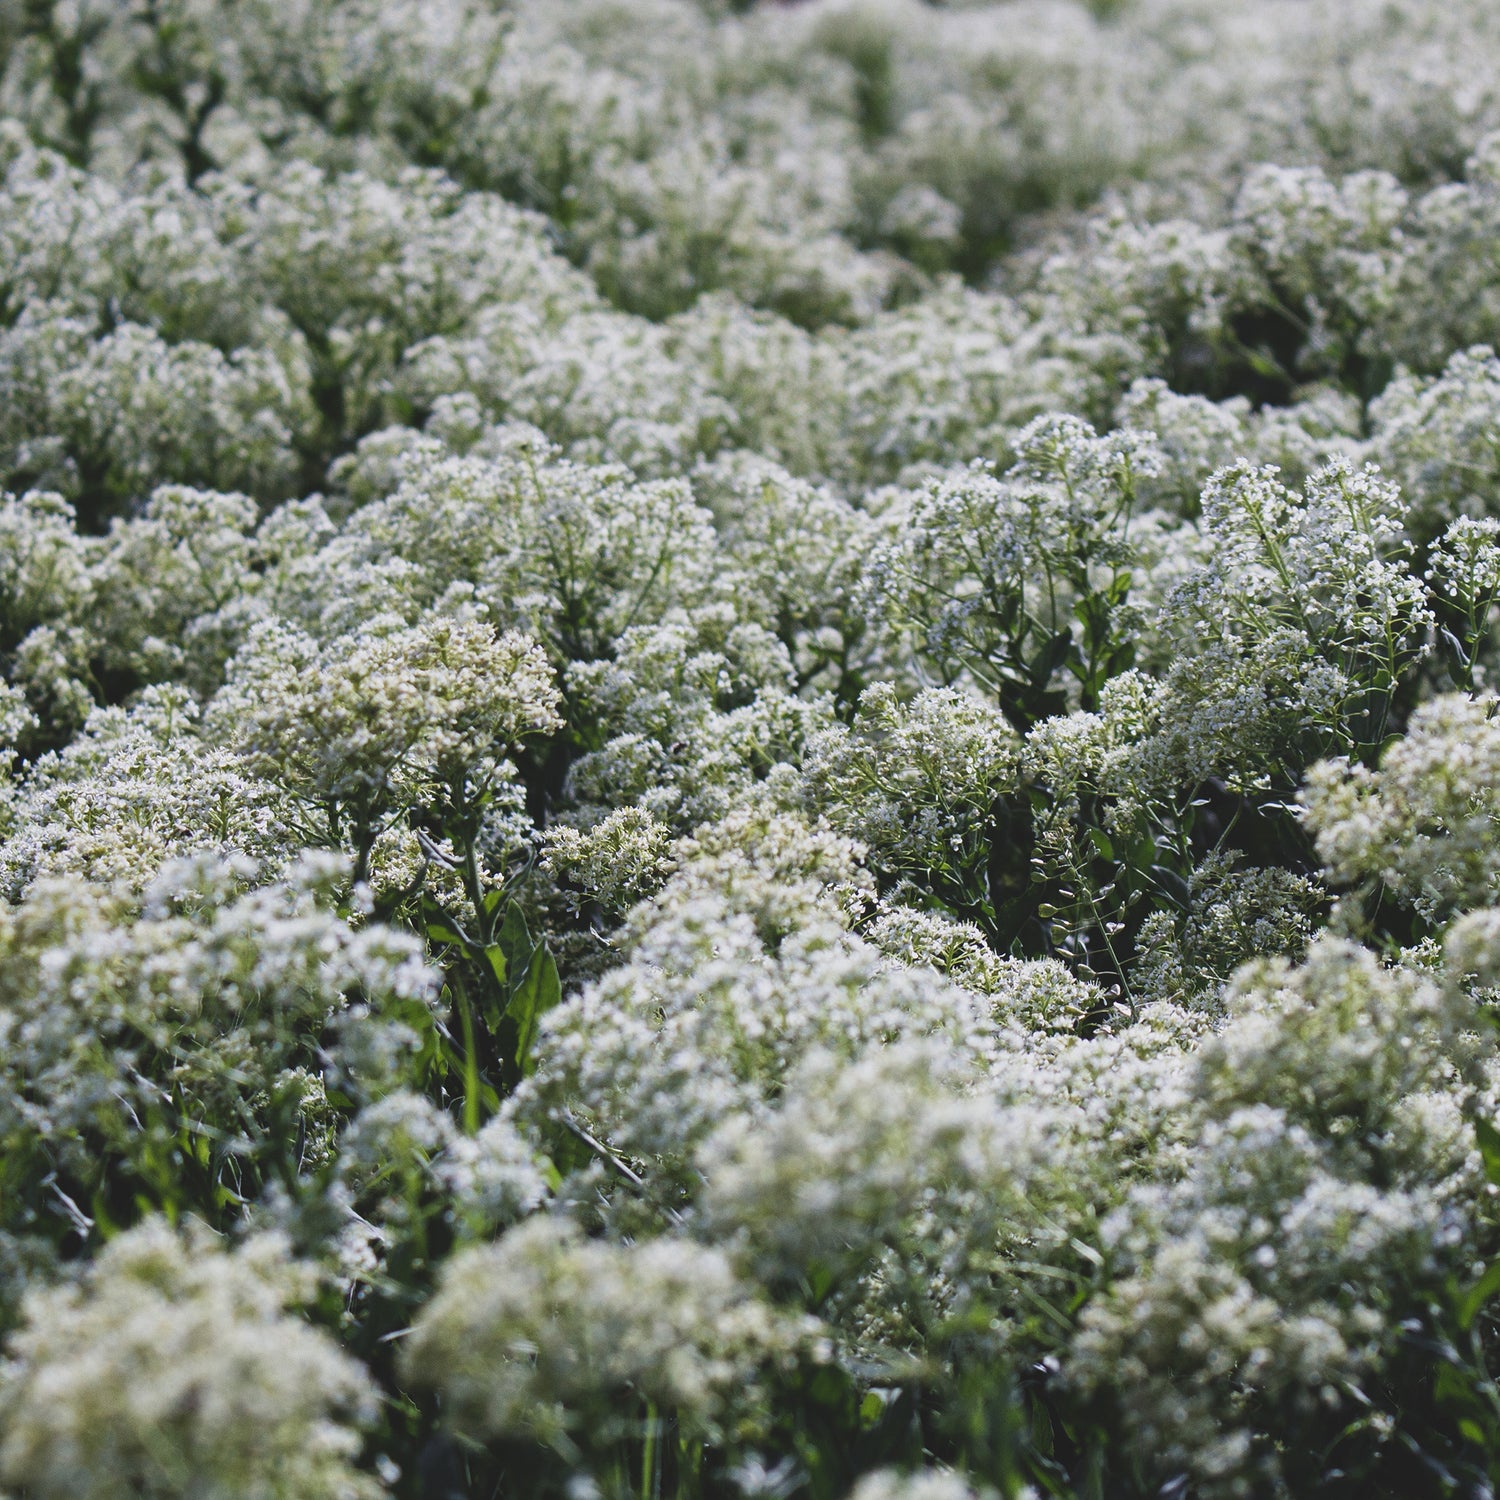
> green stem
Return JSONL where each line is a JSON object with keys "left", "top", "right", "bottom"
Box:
{"left": 455, "top": 980, "right": 481, "bottom": 1136}
{"left": 641, "top": 1400, "right": 660, "bottom": 1500}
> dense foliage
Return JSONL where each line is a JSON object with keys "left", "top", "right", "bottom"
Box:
{"left": 10, "top": 1, "right": 1500, "bottom": 1496}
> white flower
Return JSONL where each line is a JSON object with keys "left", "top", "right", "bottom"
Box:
{"left": 1303, "top": 692, "right": 1500, "bottom": 918}
{"left": 402, "top": 1216, "right": 813, "bottom": 1447}
{"left": 209, "top": 613, "right": 560, "bottom": 839}
{"left": 0, "top": 1218, "right": 382, "bottom": 1500}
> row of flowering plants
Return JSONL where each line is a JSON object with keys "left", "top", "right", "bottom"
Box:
{"left": 11, "top": 2, "right": 1500, "bottom": 1498}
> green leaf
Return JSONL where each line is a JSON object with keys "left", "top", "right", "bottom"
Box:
{"left": 505, "top": 942, "right": 562, "bottom": 1075}
{"left": 494, "top": 901, "right": 533, "bottom": 994}
{"left": 477, "top": 950, "right": 511, "bottom": 1033}
{"left": 419, "top": 894, "right": 468, "bottom": 951}
{"left": 1246, "top": 346, "right": 1287, "bottom": 381}
{"left": 1148, "top": 865, "right": 1192, "bottom": 911}
{"left": 802, "top": 1361, "right": 855, "bottom": 1410}
{"left": 1459, "top": 1258, "right": 1500, "bottom": 1329}
{"left": 455, "top": 982, "right": 482, "bottom": 1135}
{"left": 1031, "top": 1392, "right": 1056, "bottom": 1458}
{"left": 481, "top": 942, "right": 507, "bottom": 990}
{"left": 1029, "top": 629, "right": 1074, "bottom": 688}
{"left": 1476, "top": 1116, "right": 1500, "bottom": 1188}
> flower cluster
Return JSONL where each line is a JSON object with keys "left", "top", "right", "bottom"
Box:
{"left": 0, "top": 1218, "right": 380, "bottom": 1500}
{"left": 403, "top": 1216, "right": 813, "bottom": 1450}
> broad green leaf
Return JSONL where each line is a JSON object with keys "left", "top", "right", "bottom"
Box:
{"left": 505, "top": 942, "right": 562, "bottom": 1075}
{"left": 482, "top": 942, "right": 507, "bottom": 989}
{"left": 1475, "top": 1116, "right": 1500, "bottom": 1187}
{"left": 495, "top": 901, "right": 533, "bottom": 994}
{"left": 419, "top": 895, "right": 468, "bottom": 950}
{"left": 1459, "top": 1258, "right": 1500, "bottom": 1329}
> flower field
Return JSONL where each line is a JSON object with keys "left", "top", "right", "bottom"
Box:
{"left": 6, "top": 1, "right": 1500, "bottom": 1496}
